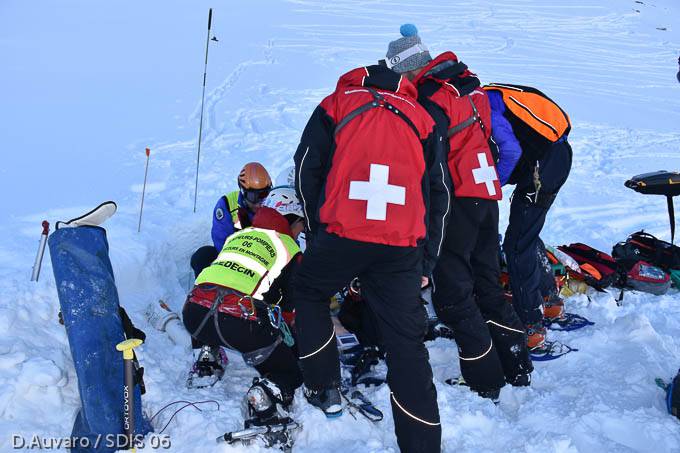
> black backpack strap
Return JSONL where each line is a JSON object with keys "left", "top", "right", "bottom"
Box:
{"left": 668, "top": 196, "right": 675, "bottom": 244}
{"left": 447, "top": 95, "right": 485, "bottom": 138}
{"left": 335, "top": 87, "right": 421, "bottom": 139}
{"left": 335, "top": 88, "right": 384, "bottom": 137}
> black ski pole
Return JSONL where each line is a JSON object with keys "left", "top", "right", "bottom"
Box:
{"left": 193, "top": 8, "right": 214, "bottom": 213}
{"left": 116, "top": 338, "right": 143, "bottom": 451}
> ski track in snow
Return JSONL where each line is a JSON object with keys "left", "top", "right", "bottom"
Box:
{"left": 2, "top": 0, "right": 680, "bottom": 451}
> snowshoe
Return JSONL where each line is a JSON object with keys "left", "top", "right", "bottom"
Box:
{"left": 304, "top": 386, "right": 343, "bottom": 418}
{"left": 217, "top": 416, "right": 301, "bottom": 451}
{"left": 544, "top": 313, "right": 594, "bottom": 332}
{"left": 186, "top": 346, "right": 227, "bottom": 389}
{"left": 55, "top": 201, "right": 117, "bottom": 229}
{"left": 530, "top": 340, "right": 577, "bottom": 361}
{"left": 340, "top": 387, "right": 383, "bottom": 422}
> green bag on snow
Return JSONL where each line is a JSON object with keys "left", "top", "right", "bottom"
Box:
{"left": 670, "top": 269, "right": 680, "bottom": 288}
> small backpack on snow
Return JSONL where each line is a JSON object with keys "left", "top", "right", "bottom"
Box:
{"left": 557, "top": 243, "right": 621, "bottom": 291}
{"left": 612, "top": 233, "right": 673, "bottom": 295}
{"left": 623, "top": 261, "right": 671, "bottom": 296}
{"left": 613, "top": 230, "right": 680, "bottom": 271}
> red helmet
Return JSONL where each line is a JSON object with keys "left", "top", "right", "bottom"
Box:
{"left": 238, "top": 162, "right": 272, "bottom": 190}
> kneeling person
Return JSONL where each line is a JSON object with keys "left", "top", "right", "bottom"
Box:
{"left": 182, "top": 187, "right": 305, "bottom": 421}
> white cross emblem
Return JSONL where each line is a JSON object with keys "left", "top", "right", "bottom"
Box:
{"left": 471, "top": 152, "right": 498, "bottom": 196}
{"left": 349, "top": 164, "right": 406, "bottom": 221}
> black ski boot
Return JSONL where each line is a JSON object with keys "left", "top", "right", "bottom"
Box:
{"left": 245, "top": 377, "right": 292, "bottom": 423}
{"left": 186, "top": 345, "right": 226, "bottom": 389}
{"left": 304, "top": 386, "right": 343, "bottom": 418}
{"left": 350, "top": 346, "right": 381, "bottom": 385}
{"left": 476, "top": 388, "right": 501, "bottom": 404}
{"left": 445, "top": 376, "right": 501, "bottom": 404}
{"left": 507, "top": 373, "right": 531, "bottom": 387}
{"left": 219, "top": 378, "right": 300, "bottom": 450}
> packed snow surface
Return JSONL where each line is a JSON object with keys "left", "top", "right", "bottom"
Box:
{"left": 1, "top": 0, "right": 680, "bottom": 451}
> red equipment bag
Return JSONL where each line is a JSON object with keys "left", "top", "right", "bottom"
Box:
{"left": 557, "top": 243, "right": 622, "bottom": 291}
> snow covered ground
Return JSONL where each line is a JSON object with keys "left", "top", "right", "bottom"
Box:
{"left": 1, "top": 0, "right": 680, "bottom": 451}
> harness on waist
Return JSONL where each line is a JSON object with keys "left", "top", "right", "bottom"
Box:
{"left": 186, "top": 284, "right": 295, "bottom": 365}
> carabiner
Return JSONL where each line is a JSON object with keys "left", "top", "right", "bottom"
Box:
{"left": 268, "top": 305, "right": 282, "bottom": 329}
{"left": 237, "top": 295, "right": 256, "bottom": 318}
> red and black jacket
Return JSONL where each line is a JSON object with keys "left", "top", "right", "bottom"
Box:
{"left": 413, "top": 52, "right": 501, "bottom": 200}
{"left": 294, "top": 65, "right": 451, "bottom": 275}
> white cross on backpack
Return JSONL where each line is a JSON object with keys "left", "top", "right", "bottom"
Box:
{"left": 349, "top": 164, "right": 406, "bottom": 221}
{"left": 471, "top": 152, "right": 498, "bottom": 197}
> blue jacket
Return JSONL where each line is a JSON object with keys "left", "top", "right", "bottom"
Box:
{"left": 210, "top": 191, "right": 255, "bottom": 250}
{"left": 487, "top": 90, "right": 522, "bottom": 186}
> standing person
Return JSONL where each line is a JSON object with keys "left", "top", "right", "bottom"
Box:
{"left": 484, "top": 82, "right": 572, "bottom": 350}
{"left": 187, "top": 162, "right": 273, "bottom": 386}
{"left": 182, "top": 187, "right": 305, "bottom": 419}
{"left": 387, "top": 24, "right": 532, "bottom": 400}
{"left": 293, "top": 63, "right": 451, "bottom": 452}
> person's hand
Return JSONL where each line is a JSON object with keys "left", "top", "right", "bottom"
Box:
{"left": 421, "top": 276, "right": 429, "bottom": 288}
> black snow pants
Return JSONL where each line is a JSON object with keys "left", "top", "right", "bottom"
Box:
{"left": 432, "top": 198, "right": 532, "bottom": 392}
{"left": 504, "top": 140, "right": 572, "bottom": 326}
{"left": 294, "top": 231, "right": 441, "bottom": 453}
{"left": 182, "top": 301, "right": 303, "bottom": 395}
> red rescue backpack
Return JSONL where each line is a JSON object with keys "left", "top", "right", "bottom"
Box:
{"left": 414, "top": 52, "right": 501, "bottom": 200}
{"left": 557, "top": 243, "right": 621, "bottom": 291}
{"left": 624, "top": 261, "right": 671, "bottom": 296}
